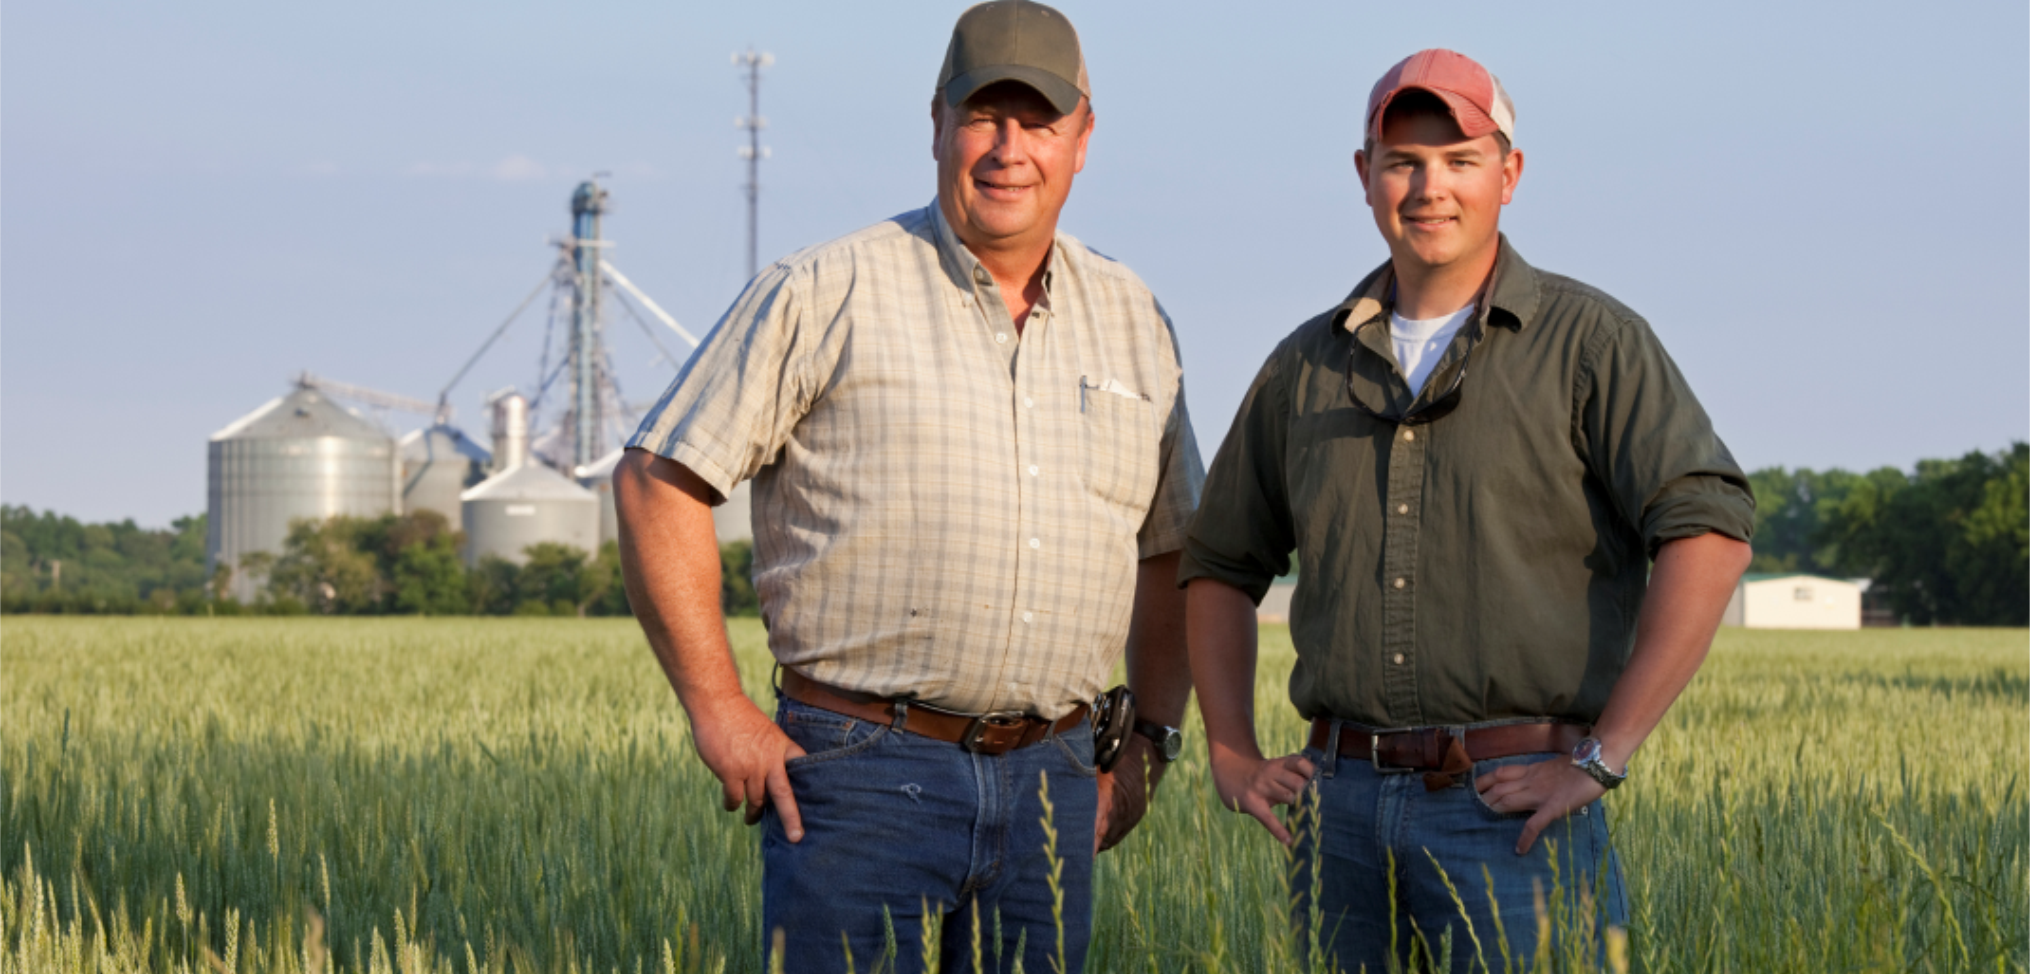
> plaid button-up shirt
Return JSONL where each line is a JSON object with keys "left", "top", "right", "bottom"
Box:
{"left": 629, "top": 203, "right": 1203, "bottom": 718}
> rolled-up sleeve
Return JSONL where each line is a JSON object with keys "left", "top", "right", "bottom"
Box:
{"left": 1176, "top": 348, "right": 1297, "bottom": 602}
{"left": 1575, "top": 316, "right": 1756, "bottom": 555}
{"left": 627, "top": 263, "right": 808, "bottom": 501}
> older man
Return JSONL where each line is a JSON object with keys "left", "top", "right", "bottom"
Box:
{"left": 1180, "top": 49, "right": 1754, "bottom": 971}
{"left": 614, "top": 3, "right": 1202, "bottom": 971}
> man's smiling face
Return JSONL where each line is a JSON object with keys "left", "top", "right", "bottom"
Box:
{"left": 934, "top": 81, "right": 1092, "bottom": 254}
{"left": 1356, "top": 101, "right": 1520, "bottom": 279}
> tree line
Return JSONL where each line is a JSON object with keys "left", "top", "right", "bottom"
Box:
{"left": 0, "top": 506, "right": 760, "bottom": 618}
{"left": 5, "top": 441, "right": 2023, "bottom": 624}
{"left": 1746, "top": 442, "right": 2026, "bottom": 626}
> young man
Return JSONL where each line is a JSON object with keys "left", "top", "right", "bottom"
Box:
{"left": 614, "top": 3, "right": 1202, "bottom": 971}
{"left": 1179, "top": 49, "right": 1754, "bottom": 971}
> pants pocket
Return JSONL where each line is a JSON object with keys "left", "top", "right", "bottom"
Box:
{"left": 1049, "top": 726, "right": 1101, "bottom": 779}
{"left": 778, "top": 699, "right": 889, "bottom": 771}
{"left": 1466, "top": 752, "right": 1556, "bottom": 821}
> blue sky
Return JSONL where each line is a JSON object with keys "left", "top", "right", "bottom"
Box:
{"left": 4, "top": 0, "right": 2026, "bottom": 527}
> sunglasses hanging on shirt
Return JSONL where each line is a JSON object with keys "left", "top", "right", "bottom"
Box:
{"left": 1343, "top": 316, "right": 1479, "bottom": 427}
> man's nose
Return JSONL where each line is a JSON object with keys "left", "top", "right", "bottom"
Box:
{"left": 989, "top": 118, "right": 1031, "bottom": 165}
{"left": 1409, "top": 166, "right": 1448, "bottom": 203}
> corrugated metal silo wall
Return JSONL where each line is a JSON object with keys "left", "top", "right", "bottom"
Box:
{"left": 712, "top": 479, "right": 754, "bottom": 543}
{"left": 207, "top": 436, "right": 396, "bottom": 600}
{"left": 403, "top": 460, "right": 472, "bottom": 528}
{"left": 464, "top": 498, "right": 600, "bottom": 566}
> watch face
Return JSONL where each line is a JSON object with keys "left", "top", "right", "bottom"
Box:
{"left": 1159, "top": 729, "right": 1183, "bottom": 762}
{"left": 1572, "top": 738, "right": 1602, "bottom": 765}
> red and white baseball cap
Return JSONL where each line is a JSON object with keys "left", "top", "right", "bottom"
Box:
{"left": 1366, "top": 49, "right": 1515, "bottom": 144}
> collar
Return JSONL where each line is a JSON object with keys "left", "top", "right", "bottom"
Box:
{"left": 927, "top": 199, "right": 1062, "bottom": 298}
{"left": 1335, "top": 234, "right": 1542, "bottom": 335}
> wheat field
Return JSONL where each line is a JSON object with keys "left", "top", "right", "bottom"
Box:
{"left": 1, "top": 618, "right": 2023, "bottom": 972}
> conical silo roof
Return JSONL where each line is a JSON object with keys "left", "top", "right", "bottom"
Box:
{"left": 462, "top": 461, "right": 598, "bottom": 503}
{"left": 211, "top": 386, "right": 389, "bottom": 442}
{"left": 400, "top": 423, "right": 492, "bottom": 466}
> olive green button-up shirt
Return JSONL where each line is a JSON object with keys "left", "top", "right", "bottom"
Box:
{"left": 1178, "top": 237, "right": 1754, "bottom": 727}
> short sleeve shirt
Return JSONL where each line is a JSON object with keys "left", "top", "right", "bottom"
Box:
{"left": 630, "top": 203, "right": 1203, "bottom": 718}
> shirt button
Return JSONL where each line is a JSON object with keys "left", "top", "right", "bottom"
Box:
{"left": 1393, "top": 577, "right": 1406, "bottom": 589}
{"left": 1402, "top": 429, "right": 1416, "bottom": 442}
{"left": 1022, "top": 611, "right": 1034, "bottom": 623}
{"left": 1024, "top": 397, "right": 1035, "bottom": 408}
{"left": 1392, "top": 653, "right": 1405, "bottom": 665}
{"left": 1028, "top": 465, "right": 1039, "bottom": 476}
{"left": 1396, "top": 503, "right": 1409, "bottom": 515}
{"left": 995, "top": 332, "right": 1008, "bottom": 344}
{"left": 1029, "top": 538, "right": 1041, "bottom": 549}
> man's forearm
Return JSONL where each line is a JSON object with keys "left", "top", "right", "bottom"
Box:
{"left": 1593, "top": 531, "right": 1753, "bottom": 768}
{"left": 1184, "top": 578, "right": 1267, "bottom": 761}
{"left": 614, "top": 449, "right": 748, "bottom": 719}
{"left": 1125, "top": 551, "right": 1191, "bottom": 727}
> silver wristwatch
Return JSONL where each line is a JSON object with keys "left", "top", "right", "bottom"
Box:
{"left": 1570, "top": 737, "right": 1627, "bottom": 789}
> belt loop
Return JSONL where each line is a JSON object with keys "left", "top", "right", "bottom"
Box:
{"left": 891, "top": 698, "right": 909, "bottom": 732}
{"left": 1321, "top": 720, "right": 1342, "bottom": 779}
{"left": 770, "top": 662, "right": 784, "bottom": 699}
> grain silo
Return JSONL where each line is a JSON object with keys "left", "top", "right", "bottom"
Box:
{"left": 207, "top": 383, "right": 397, "bottom": 600}
{"left": 573, "top": 448, "right": 754, "bottom": 546}
{"left": 399, "top": 424, "right": 491, "bottom": 526}
{"left": 574, "top": 448, "right": 625, "bottom": 548}
{"left": 461, "top": 392, "right": 599, "bottom": 565}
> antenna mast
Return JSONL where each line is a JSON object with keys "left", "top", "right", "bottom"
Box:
{"left": 734, "top": 47, "right": 773, "bottom": 280}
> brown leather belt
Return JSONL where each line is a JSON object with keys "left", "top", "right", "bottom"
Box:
{"left": 780, "top": 668, "right": 1089, "bottom": 756}
{"left": 1307, "top": 718, "right": 1590, "bottom": 791}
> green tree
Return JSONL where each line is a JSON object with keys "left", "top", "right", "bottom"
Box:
{"left": 469, "top": 557, "right": 522, "bottom": 616}
{"left": 392, "top": 536, "right": 468, "bottom": 615}
{"left": 518, "top": 543, "right": 588, "bottom": 616}
{"left": 1820, "top": 444, "right": 2029, "bottom": 625}
{"left": 1746, "top": 467, "right": 1863, "bottom": 575}
{"left": 719, "top": 540, "right": 759, "bottom": 617}
{"left": 268, "top": 517, "right": 385, "bottom": 613}
{"left": 581, "top": 541, "right": 632, "bottom": 617}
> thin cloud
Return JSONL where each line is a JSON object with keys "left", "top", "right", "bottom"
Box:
{"left": 490, "top": 155, "right": 548, "bottom": 182}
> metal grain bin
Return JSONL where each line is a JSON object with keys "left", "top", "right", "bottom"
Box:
{"left": 461, "top": 392, "right": 598, "bottom": 565}
{"left": 206, "top": 384, "right": 397, "bottom": 600}
{"left": 574, "top": 448, "right": 625, "bottom": 548}
{"left": 399, "top": 424, "right": 491, "bottom": 526}
{"left": 573, "top": 448, "right": 754, "bottom": 546}
{"left": 715, "top": 479, "right": 753, "bottom": 543}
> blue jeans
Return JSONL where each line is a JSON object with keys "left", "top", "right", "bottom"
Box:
{"left": 1291, "top": 726, "right": 1629, "bottom": 974}
{"left": 761, "top": 696, "right": 1099, "bottom": 973}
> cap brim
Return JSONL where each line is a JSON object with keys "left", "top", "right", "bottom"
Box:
{"left": 942, "top": 64, "right": 1084, "bottom": 115}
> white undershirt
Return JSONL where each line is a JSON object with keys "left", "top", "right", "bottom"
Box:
{"left": 1390, "top": 304, "right": 1475, "bottom": 397}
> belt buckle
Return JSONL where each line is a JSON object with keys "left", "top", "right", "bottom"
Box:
{"left": 1371, "top": 729, "right": 1417, "bottom": 774}
{"left": 962, "top": 711, "right": 1030, "bottom": 752}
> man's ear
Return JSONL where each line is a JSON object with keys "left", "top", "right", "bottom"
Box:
{"left": 1499, "top": 147, "right": 1524, "bottom": 206}
{"left": 930, "top": 97, "right": 945, "bottom": 162}
{"left": 1353, "top": 150, "right": 1372, "bottom": 202}
{"left": 1072, "top": 103, "right": 1094, "bottom": 174}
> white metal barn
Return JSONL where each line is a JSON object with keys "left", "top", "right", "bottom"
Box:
{"left": 1722, "top": 573, "right": 1863, "bottom": 630}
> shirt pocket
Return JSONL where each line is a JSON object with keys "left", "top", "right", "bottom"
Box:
{"left": 1077, "top": 387, "right": 1160, "bottom": 517}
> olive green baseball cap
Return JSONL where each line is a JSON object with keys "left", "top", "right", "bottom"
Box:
{"left": 936, "top": 0, "right": 1090, "bottom": 115}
